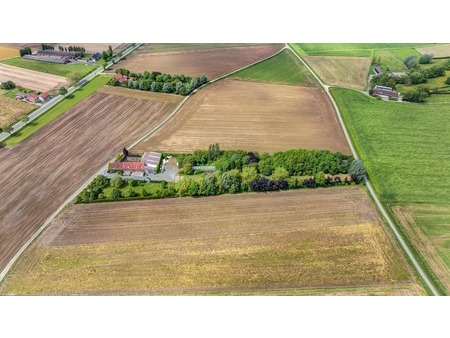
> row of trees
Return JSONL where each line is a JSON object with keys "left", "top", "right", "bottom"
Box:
{"left": 101, "top": 45, "right": 114, "bottom": 62}
{"left": 19, "top": 47, "right": 32, "bottom": 57}
{"left": 109, "top": 68, "right": 208, "bottom": 96}
{"left": 42, "top": 44, "right": 54, "bottom": 51}
{"left": 59, "top": 45, "right": 86, "bottom": 53}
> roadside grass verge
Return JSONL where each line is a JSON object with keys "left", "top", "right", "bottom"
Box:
{"left": 230, "top": 49, "right": 317, "bottom": 86}
{"left": 2, "top": 75, "right": 111, "bottom": 146}
{"left": 1, "top": 57, "right": 98, "bottom": 79}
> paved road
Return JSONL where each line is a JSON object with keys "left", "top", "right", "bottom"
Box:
{"left": 0, "top": 43, "right": 142, "bottom": 143}
{"left": 285, "top": 43, "right": 440, "bottom": 296}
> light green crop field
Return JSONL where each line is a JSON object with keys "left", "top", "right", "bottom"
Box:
{"left": 292, "top": 43, "right": 433, "bottom": 57}
{"left": 230, "top": 49, "right": 317, "bottom": 86}
{"left": 331, "top": 88, "right": 450, "bottom": 292}
{"left": 1, "top": 57, "right": 97, "bottom": 79}
{"left": 2, "top": 75, "right": 111, "bottom": 146}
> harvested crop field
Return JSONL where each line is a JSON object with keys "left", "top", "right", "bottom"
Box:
{"left": 416, "top": 44, "right": 450, "bottom": 58}
{"left": 113, "top": 44, "right": 283, "bottom": 80}
{"left": 304, "top": 56, "right": 372, "bottom": 90}
{"left": 0, "top": 63, "right": 68, "bottom": 92}
{"left": 0, "top": 88, "right": 181, "bottom": 274}
{"left": 0, "top": 46, "right": 18, "bottom": 60}
{"left": 0, "top": 187, "right": 421, "bottom": 295}
{"left": 0, "top": 92, "right": 34, "bottom": 128}
{"left": 136, "top": 43, "right": 270, "bottom": 54}
{"left": 134, "top": 79, "right": 350, "bottom": 154}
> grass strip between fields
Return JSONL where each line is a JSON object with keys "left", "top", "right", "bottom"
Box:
{"left": 2, "top": 75, "right": 111, "bottom": 146}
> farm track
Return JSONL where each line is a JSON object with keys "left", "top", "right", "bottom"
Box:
{"left": 0, "top": 90, "right": 181, "bottom": 274}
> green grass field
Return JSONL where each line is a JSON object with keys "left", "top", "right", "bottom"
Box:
{"left": 331, "top": 88, "right": 450, "bottom": 292}
{"left": 1, "top": 57, "right": 98, "bottom": 79}
{"left": 330, "top": 88, "right": 450, "bottom": 205}
{"left": 2, "top": 75, "right": 111, "bottom": 146}
{"left": 230, "top": 49, "right": 317, "bottom": 86}
{"left": 292, "top": 43, "right": 433, "bottom": 57}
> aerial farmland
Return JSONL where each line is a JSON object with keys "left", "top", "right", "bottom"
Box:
{"left": 0, "top": 41, "right": 448, "bottom": 298}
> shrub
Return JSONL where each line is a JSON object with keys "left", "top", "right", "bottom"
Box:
{"left": 315, "top": 171, "right": 326, "bottom": 186}
{"left": 404, "top": 56, "right": 418, "bottom": 69}
{"left": 271, "top": 167, "right": 289, "bottom": 180}
{"left": 446, "top": 77, "right": 450, "bottom": 85}
{"left": 110, "top": 175, "right": 124, "bottom": 188}
{"left": 109, "top": 189, "right": 122, "bottom": 200}
{"left": 348, "top": 160, "right": 366, "bottom": 182}
{"left": 402, "top": 90, "right": 429, "bottom": 103}
{"left": 128, "top": 179, "right": 139, "bottom": 187}
{"left": 0, "top": 80, "right": 16, "bottom": 90}
{"left": 419, "top": 54, "right": 433, "bottom": 64}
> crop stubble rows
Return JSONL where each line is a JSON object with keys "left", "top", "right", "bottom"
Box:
{"left": 134, "top": 79, "right": 350, "bottom": 154}
{"left": 1, "top": 187, "right": 420, "bottom": 295}
{"left": 0, "top": 87, "right": 181, "bottom": 273}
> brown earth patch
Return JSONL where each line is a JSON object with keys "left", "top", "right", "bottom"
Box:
{"left": 134, "top": 79, "right": 351, "bottom": 154}
{"left": 112, "top": 44, "right": 284, "bottom": 80}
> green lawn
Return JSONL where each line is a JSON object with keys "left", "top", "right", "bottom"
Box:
{"left": 230, "top": 49, "right": 317, "bottom": 86}
{"left": 1, "top": 57, "right": 98, "bottom": 79}
{"left": 2, "top": 75, "right": 111, "bottom": 146}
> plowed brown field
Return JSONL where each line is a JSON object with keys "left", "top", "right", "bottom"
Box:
{"left": 134, "top": 79, "right": 350, "bottom": 154}
{"left": 0, "top": 87, "right": 181, "bottom": 273}
{"left": 1, "top": 187, "right": 421, "bottom": 295}
{"left": 0, "top": 63, "right": 68, "bottom": 92}
{"left": 113, "top": 44, "right": 284, "bottom": 79}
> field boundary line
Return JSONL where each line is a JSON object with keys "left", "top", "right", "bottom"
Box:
{"left": 0, "top": 44, "right": 285, "bottom": 285}
{"left": 287, "top": 43, "right": 440, "bottom": 296}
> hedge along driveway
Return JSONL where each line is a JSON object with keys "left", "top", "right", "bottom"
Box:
{"left": 2, "top": 75, "right": 111, "bottom": 146}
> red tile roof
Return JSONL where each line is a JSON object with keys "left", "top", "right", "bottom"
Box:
{"left": 110, "top": 162, "right": 144, "bottom": 171}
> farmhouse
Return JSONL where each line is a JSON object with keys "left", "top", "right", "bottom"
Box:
{"left": 115, "top": 73, "right": 128, "bottom": 83}
{"left": 92, "top": 52, "right": 101, "bottom": 61}
{"left": 372, "top": 85, "right": 400, "bottom": 100}
{"left": 23, "top": 50, "right": 79, "bottom": 64}
{"left": 110, "top": 151, "right": 162, "bottom": 177}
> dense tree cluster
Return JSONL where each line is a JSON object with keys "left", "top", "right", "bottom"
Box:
{"left": 76, "top": 175, "right": 110, "bottom": 203}
{"left": 109, "top": 68, "right": 207, "bottom": 96}
{"left": 101, "top": 45, "right": 114, "bottom": 62}
{"left": 173, "top": 144, "right": 357, "bottom": 197}
{"left": 0, "top": 80, "right": 15, "bottom": 90}
{"left": 19, "top": 47, "right": 32, "bottom": 57}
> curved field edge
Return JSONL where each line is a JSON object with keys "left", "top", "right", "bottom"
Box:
{"left": 330, "top": 87, "right": 449, "bottom": 295}
{"left": 0, "top": 188, "right": 421, "bottom": 295}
